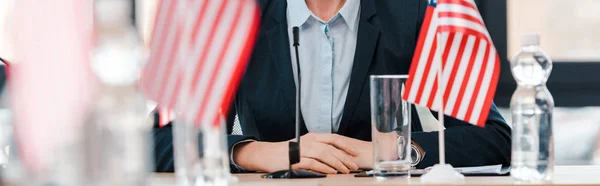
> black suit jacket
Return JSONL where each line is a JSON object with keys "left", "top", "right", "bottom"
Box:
{"left": 152, "top": 0, "right": 511, "bottom": 172}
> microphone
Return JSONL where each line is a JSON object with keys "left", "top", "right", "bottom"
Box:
{"left": 292, "top": 26, "right": 301, "bottom": 164}
{"left": 262, "top": 27, "right": 325, "bottom": 179}
{"left": 293, "top": 27, "right": 300, "bottom": 47}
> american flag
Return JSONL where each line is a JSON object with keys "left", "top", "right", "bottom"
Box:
{"left": 140, "top": 0, "right": 260, "bottom": 127}
{"left": 141, "top": 0, "right": 186, "bottom": 111}
{"left": 403, "top": 0, "right": 500, "bottom": 126}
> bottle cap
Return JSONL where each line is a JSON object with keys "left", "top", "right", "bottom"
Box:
{"left": 520, "top": 33, "right": 540, "bottom": 46}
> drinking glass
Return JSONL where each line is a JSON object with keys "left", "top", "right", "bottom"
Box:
{"left": 370, "top": 75, "right": 412, "bottom": 179}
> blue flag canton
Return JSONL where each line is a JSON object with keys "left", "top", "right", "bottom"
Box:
{"left": 429, "top": 0, "right": 437, "bottom": 7}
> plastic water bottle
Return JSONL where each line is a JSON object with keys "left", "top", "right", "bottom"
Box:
{"left": 86, "top": 1, "right": 151, "bottom": 185}
{"left": 510, "top": 33, "right": 554, "bottom": 182}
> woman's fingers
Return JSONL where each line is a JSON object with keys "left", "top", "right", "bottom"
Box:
{"left": 303, "top": 143, "right": 351, "bottom": 173}
{"left": 292, "top": 157, "right": 337, "bottom": 174}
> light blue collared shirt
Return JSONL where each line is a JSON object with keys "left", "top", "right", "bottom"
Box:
{"left": 287, "top": 0, "right": 360, "bottom": 133}
{"left": 230, "top": 0, "right": 361, "bottom": 171}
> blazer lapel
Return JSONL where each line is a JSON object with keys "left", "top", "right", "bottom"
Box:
{"left": 338, "top": 0, "right": 380, "bottom": 134}
{"left": 262, "top": 0, "right": 294, "bottom": 111}
{"left": 264, "top": 0, "right": 310, "bottom": 134}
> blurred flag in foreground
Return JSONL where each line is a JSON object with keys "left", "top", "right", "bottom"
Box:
{"left": 140, "top": 0, "right": 260, "bottom": 127}
{"left": 11, "top": 0, "right": 94, "bottom": 174}
{"left": 403, "top": 0, "right": 500, "bottom": 126}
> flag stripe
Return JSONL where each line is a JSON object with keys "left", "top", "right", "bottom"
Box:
{"left": 190, "top": 0, "right": 212, "bottom": 46}
{"left": 444, "top": 36, "right": 475, "bottom": 115}
{"left": 456, "top": 39, "right": 486, "bottom": 119}
{"left": 427, "top": 76, "right": 438, "bottom": 108}
{"left": 416, "top": 38, "right": 439, "bottom": 105}
{"left": 146, "top": 0, "right": 175, "bottom": 76}
{"left": 469, "top": 46, "right": 494, "bottom": 123}
{"left": 438, "top": 18, "right": 487, "bottom": 36}
{"left": 142, "top": 0, "right": 179, "bottom": 98}
{"left": 183, "top": 0, "right": 223, "bottom": 105}
{"left": 212, "top": 5, "right": 261, "bottom": 126}
{"left": 186, "top": 0, "right": 221, "bottom": 69}
{"left": 202, "top": 4, "right": 257, "bottom": 126}
{"left": 193, "top": 0, "right": 245, "bottom": 123}
{"left": 461, "top": 0, "right": 478, "bottom": 8}
{"left": 160, "top": 1, "right": 200, "bottom": 109}
{"left": 411, "top": 25, "right": 439, "bottom": 103}
{"left": 167, "top": 75, "right": 183, "bottom": 111}
{"left": 142, "top": 0, "right": 167, "bottom": 93}
{"left": 187, "top": 0, "right": 239, "bottom": 115}
{"left": 438, "top": 26, "right": 490, "bottom": 42}
{"left": 405, "top": 7, "right": 438, "bottom": 103}
{"left": 149, "top": 0, "right": 168, "bottom": 49}
{"left": 437, "top": 4, "right": 483, "bottom": 24}
{"left": 438, "top": 12, "right": 483, "bottom": 26}
{"left": 186, "top": 0, "right": 238, "bottom": 121}
{"left": 442, "top": 33, "right": 465, "bottom": 109}
{"left": 463, "top": 41, "right": 490, "bottom": 122}
{"left": 430, "top": 32, "right": 455, "bottom": 109}
{"left": 188, "top": 1, "right": 231, "bottom": 95}
{"left": 156, "top": 24, "right": 183, "bottom": 107}
{"left": 150, "top": 1, "right": 184, "bottom": 97}
{"left": 440, "top": 0, "right": 478, "bottom": 11}
{"left": 432, "top": 33, "right": 459, "bottom": 110}
{"left": 438, "top": 18, "right": 490, "bottom": 40}
{"left": 451, "top": 39, "right": 481, "bottom": 119}
{"left": 404, "top": 6, "right": 435, "bottom": 101}
{"left": 476, "top": 55, "right": 500, "bottom": 126}
{"left": 421, "top": 32, "right": 448, "bottom": 107}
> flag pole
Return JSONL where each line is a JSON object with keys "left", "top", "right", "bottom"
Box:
{"left": 172, "top": 2, "right": 205, "bottom": 186}
{"left": 420, "top": 31, "right": 463, "bottom": 184}
{"left": 437, "top": 34, "right": 446, "bottom": 165}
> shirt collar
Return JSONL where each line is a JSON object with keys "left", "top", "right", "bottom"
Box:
{"left": 287, "top": 0, "right": 360, "bottom": 30}
{"left": 287, "top": 0, "right": 312, "bottom": 28}
{"left": 338, "top": 0, "right": 360, "bottom": 30}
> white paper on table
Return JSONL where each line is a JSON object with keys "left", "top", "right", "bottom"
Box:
{"left": 411, "top": 164, "right": 506, "bottom": 175}
{"left": 453, "top": 164, "right": 503, "bottom": 174}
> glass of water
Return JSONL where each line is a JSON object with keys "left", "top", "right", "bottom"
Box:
{"left": 370, "top": 75, "right": 412, "bottom": 179}
{"left": 173, "top": 114, "right": 232, "bottom": 186}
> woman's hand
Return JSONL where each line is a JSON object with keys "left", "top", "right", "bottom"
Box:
{"left": 233, "top": 133, "right": 365, "bottom": 174}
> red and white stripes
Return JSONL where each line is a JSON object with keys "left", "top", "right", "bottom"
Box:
{"left": 181, "top": 0, "right": 260, "bottom": 126}
{"left": 141, "top": 0, "right": 260, "bottom": 127}
{"left": 140, "top": 0, "right": 186, "bottom": 110}
{"left": 403, "top": 0, "right": 499, "bottom": 126}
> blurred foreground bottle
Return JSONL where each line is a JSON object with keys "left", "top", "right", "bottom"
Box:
{"left": 174, "top": 114, "right": 233, "bottom": 186}
{"left": 510, "top": 33, "right": 554, "bottom": 182}
{"left": 9, "top": 0, "right": 94, "bottom": 185}
{"left": 0, "top": 83, "right": 10, "bottom": 179}
{"left": 86, "top": 0, "right": 151, "bottom": 185}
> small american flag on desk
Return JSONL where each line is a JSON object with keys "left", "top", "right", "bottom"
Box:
{"left": 403, "top": 0, "right": 500, "bottom": 126}
{"left": 141, "top": 0, "right": 260, "bottom": 127}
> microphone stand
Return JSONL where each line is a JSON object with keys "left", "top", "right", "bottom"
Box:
{"left": 262, "top": 27, "right": 326, "bottom": 179}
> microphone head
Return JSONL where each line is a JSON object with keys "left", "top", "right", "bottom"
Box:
{"left": 292, "top": 26, "right": 300, "bottom": 46}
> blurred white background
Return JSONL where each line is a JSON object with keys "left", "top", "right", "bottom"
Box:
{"left": 508, "top": 0, "right": 600, "bottom": 61}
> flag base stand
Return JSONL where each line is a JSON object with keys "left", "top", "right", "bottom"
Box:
{"left": 261, "top": 170, "right": 326, "bottom": 179}
{"left": 420, "top": 164, "right": 465, "bottom": 183}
